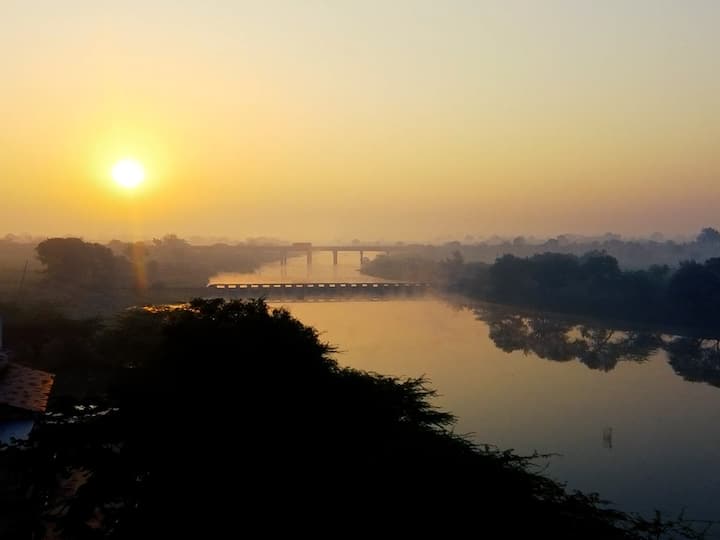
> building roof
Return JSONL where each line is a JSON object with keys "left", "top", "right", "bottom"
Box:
{"left": 0, "top": 362, "right": 55, "bottom": 414}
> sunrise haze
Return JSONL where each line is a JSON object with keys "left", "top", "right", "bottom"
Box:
{"left": 2, "top": 0, "right": 718, "bottom": 241}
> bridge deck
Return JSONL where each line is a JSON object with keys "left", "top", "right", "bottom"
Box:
{"left": 232, "top": 245, "right": 410, "bottom": 252}
{"left": 208, "top": 282, "right": 430, "bottom": 289}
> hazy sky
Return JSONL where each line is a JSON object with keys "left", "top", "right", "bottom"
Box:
{"left": 2, "top": 1, "right": 719, "bottom": 242}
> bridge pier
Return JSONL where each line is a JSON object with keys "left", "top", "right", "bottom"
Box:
{"left": 332, "top": 250, "right": 338, "bottom": 266}
{"left": 360, "top": 250, "right": 364, "bottom": 265}
{"left": 306, "top": 249, "right": 313, "bottom": 268}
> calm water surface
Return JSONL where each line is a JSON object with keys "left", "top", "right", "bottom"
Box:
{"left": 214, "top": 256, "right": 720, "bottom": 522}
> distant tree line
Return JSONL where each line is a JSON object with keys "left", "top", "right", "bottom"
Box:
{"left": 367, "top": 227, "right": 720, "bottom": 269}
{"left": 0, "top": 235, "right": 280, "bottom": 298}
{"left": 457, "top": 252, "right": 720, "bottom": 332}
{"left": 106, "top": 234, "right": 278, "bottom": 287}
{"left": 0, "top": 236, "right": 283, "bottom": 316}
{"left": 36, "top": 237, "right": 135, "bottom": 288}
{"left": 363, "top": 237, "right": 720, "bottom": 333}
{"left": 35, "top": 235, "right": 278, "bottom": 290}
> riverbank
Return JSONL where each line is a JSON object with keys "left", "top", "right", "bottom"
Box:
{"left": 362, "top": 252, "right": 720, "bottom": 339}
{"left": 1, "top": 298, "right": 709, "bottom": 538}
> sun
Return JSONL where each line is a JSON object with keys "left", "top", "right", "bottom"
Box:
{"left": 111, "top": 158, "right": 145, "bottom": 189}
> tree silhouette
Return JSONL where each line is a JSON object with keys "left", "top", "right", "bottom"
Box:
{"left": 36, "top": 238, "right": 132, "bottom": 288}
{"left": 697, "top": 227, "right": 720, "bottom": 244}
{"left": 1, "top": 299, "right": 669, "bottom": 539}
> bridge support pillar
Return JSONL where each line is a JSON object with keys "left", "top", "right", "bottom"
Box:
{"left": 360, "top": 250, "right": 364, "bottom": 265}
{"left": 332, "top": 250, "right": 338, "bottom": 266}
{"left": 306, "top": 250, "right": 313, "bottom": 268}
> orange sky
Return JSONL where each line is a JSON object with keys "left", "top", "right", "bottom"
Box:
{"left": 1, "top": 1, "right": 719, "bottom": 242}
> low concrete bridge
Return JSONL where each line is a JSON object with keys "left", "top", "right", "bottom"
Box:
{"left": 207, "top": 281, "right": 432, "bottom": 298}
{"left": 236, "top": 242, "right": 414, "bottom": 267}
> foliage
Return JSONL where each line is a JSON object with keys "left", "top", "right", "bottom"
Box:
{"left": 361, "top": 227, "right": 720, "bottom": 270}
{"left": 370, "top": 247, "right": 720, "bottom": 333}
{"left": 361, "top": 254, "right": 440, "bottom": 282}
{"left": 2, "top": 299, "right": 703, "bottom": 538}
{"left": 107, "top": 234, "right": 278, "bottom": 287}
{"left": 36, "top": 238, "right": 133, "bottom": 288}
{"left": 697, "top": 228, "right": 720, "bottom": 244}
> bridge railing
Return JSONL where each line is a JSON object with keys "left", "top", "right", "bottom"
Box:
{"left": 205, "top": 282, "right": 432, "bottom": 298}
{"left": 207, "top": 282, "right": 431, "bottom": 289}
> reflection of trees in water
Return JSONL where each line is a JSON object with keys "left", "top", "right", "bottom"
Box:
{"left": 475, "top": 308, "right": 720, "bottom": 387}
{"left": 665, "top": 337, "right": 720, "bottom": 388}
{"left": 479, "top": 309, "right": 663, "bottom": 372}
{"left": 487, "top": 315, "right": 579, "bottom": 361}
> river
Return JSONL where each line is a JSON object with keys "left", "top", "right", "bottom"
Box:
{"left": 213, "top": 254, "right": 720, "bottom": 523}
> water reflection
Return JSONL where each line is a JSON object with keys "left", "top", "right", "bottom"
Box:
{"left": 472, "top": 305, "right": 720, "bottom": 388}
{"left": 666, "top": 338, "right": 720, "bottom": 388}
{"left": 282, "top": 299, "right": 720, "bottom": 520}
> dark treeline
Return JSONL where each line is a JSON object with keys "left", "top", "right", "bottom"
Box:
{"left": 0, "top": 235, "right": 281, "bottom": 315}
{"left": 373, "top": 227, "right": 720, "bottom": 270}
{"left": 0, "top": 299, "right": 702, "bottom": 538}
{"left": 43, "top": 234, "right": 280, "bottom": 288}
{"left": 0, "top": 234, "right": 279, "bottom": 293}
{"left": 470, "top": 306, "right": 720, "bottom": 387}
{"left": 364, "top": 239, "right": 720, "bottom": 335}
{"left": 463, "top": 252, "right": 720, "bottom": 332}
{"left": 106, "top": 234, "right": 279, "bottom": 287}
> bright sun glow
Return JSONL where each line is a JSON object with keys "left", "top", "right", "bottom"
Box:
{"left": 111, "top": 159, "right": 145, "bottom": 189}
